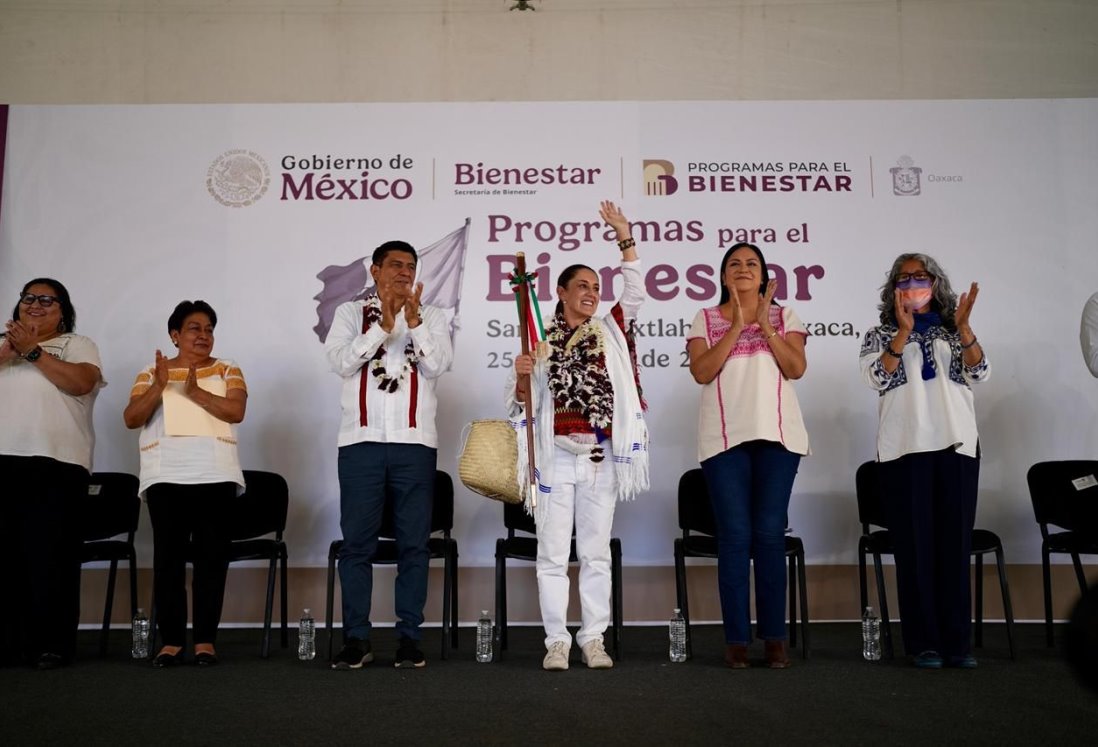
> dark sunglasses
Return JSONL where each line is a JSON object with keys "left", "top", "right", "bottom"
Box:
{"left": 19, "top": 293, "right": 60, "bottom": 308}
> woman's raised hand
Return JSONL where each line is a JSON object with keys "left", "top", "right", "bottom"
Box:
{"left": 154, "top": 349, "right": 170, "bottom": 389}
{"left": 598, "top": 200, "right": 630, "bottom": 238}
{"left": 757, "top": 280, "right": 777, "bottom": 329}
{"left": 183, "top": 364, "right": 200, "bottom": 399}
{"left": 955, "top": 282, "right": 979, "bottom": 332}
{"left": 728, "top": 287, "right": 745, "bottom": 328}
{"left": 894, "top": 293, "right": 914, "bottom": 335}
{"left": 5, "top": 319, "right": 37, "bottom": 356}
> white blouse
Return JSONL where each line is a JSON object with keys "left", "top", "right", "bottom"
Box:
{"left": 687, "top": 305, "right": 810, "bottom": 463}
{"left": 129, "top": 358, "right": 247, "bottom": 498}
{"left": 0, "top": 333, "right": 104, "bottom": 472}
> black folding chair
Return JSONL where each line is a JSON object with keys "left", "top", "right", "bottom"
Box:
{"left": 80, "top": 472, "right": 140, "bottom": 656}
{"left": 227, "top": 470, "right": 290, "bottom": 658}
{"left": 1026, "top": 460, "right": 1098, "bottom": 646}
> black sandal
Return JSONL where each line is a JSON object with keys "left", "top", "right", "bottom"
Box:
{"left": 152, "top": 650, "right": 184, "bottom": 668}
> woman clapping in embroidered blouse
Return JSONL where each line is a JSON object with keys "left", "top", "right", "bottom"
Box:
{"left": 685, "top": 242, "right": 810, "bottom": 670}
{"left": 509, "top": 200, "right": 650, "bottom": 673}
{"left": 859, "top": 254, "right": 988, "bottom": 669}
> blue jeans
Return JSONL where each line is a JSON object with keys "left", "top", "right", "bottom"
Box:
{"left": 337, "top": 441, "right": 435, "bottom": 643}
{"left": 701, "top": 441, "right": 801, "bottom": 645}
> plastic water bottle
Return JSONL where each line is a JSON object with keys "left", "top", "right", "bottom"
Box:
{"left": 476, "top": 610, "right": 493, "bottom": 663}
{"left": 131, "top": 608, "right": 149, "bottom": 660}
{"left": 298, "top": 608, "right": 316, "bottom": 661}
{"left": 862, "top": 606, "right": 881, "bottom": 661}
{"left": 669, "top": 608, "right": 687, "bottom": 663}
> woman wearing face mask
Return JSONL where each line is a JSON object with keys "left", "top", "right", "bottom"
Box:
{"left": 685, "top": 242, "right": 809, "bottom": 669}
{"left": 859, "top": 254, "right": 987, "bottom": 669}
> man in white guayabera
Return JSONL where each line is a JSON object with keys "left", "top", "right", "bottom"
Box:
{"left": 325, "top": 240, "right": 453, "bottom": 670}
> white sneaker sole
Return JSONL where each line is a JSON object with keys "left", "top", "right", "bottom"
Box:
{"left": 582, "top": 657, "right": 613, "bottom": 669}
{"left": 331, "top": 651, "right": 374, "bottom": 670}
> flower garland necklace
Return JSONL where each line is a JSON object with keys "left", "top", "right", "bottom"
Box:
{"left": 362, "top": 296, "right": 418, "bottom": 394}
{"left": 546, "top": 312, "right": 614, "bottom": 429}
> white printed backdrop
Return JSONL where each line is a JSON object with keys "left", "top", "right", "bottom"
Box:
{"left": 2, "top": 100, "right": 1097, "bottom": 567}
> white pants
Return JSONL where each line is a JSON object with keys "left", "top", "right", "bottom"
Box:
{"left": 536, "top": 444, "right": 618, "bottom": 650}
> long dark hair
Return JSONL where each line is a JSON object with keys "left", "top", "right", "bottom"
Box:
{"left": 717, "top": 243, "right": 771, "bottom": 304}
{"left": 13, "top": 277, "right": 77, "bottom": 333}
{"left": 553, "top": 263, "right": 596, "bottom": 317}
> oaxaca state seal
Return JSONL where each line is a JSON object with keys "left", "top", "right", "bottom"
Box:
{"left": 890, "top": 155, "right": 922, "bottom": 197}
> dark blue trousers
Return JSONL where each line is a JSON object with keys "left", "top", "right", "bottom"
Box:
{"left": 701, "top": 440, "right": 801, "bottom": 644}
{"left": 337, "top": 441, "right": 435, "bottom": 643}
{"left": 880, "top": 447, "right": 979, "bottom": 658}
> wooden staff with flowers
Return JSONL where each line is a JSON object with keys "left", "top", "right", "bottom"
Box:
{"left": 509, "top": 253, "right": 547, "bottom": 508}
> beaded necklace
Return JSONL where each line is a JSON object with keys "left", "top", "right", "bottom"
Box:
{"left": 546, "top": 312, "right": 614, "bottom": 429}
{"left": 362, "top": 296, "right": 418, "bottom": 394}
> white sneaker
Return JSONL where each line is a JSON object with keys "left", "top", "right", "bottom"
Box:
{"left": 580, "top": 639, "right": 614, "bottom": 669}
{"left": 542, "top": 641, "right": 570, "bottom": 671}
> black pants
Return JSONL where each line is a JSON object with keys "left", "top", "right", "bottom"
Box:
{"left": 0, "top": 455, "right": 87, "bottom": 665}
{"left": 146, "top": 482, "right": 235, "bottom": 647}
{"left": 880, "top": 448, "right": 979, "bottom": 658}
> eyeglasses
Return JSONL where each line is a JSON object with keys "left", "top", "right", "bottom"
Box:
{"left": 895, "top": 273, "right": 933, "bottom": 288}
{"left": 19, "top": 293, "right": 59, "bottom": 308}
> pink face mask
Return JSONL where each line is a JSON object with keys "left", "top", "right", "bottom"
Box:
{"left": 898, "top": 288, "right": 933, "bottom": 312}
{"left": 896, "top": 276, "right": 933, "bottom": 312}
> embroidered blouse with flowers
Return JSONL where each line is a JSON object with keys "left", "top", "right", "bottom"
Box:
{"left": 326, "top": 294, "right": 453, "bottom": 449}
{"left": 859, "top": 313, "right": 989, "bottom": 463}
{"left": 686, "top": 304, "right": 810, "bottom": 463}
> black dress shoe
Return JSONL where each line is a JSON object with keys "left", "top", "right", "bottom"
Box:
{"left": 36, "top": 653, "right": 64, "bottom": 670}
{"left": 194, "top": 652, "right": 219, "bottom": 667}
{"left": 152, "top": 651, "right": 184, "bottom": 668}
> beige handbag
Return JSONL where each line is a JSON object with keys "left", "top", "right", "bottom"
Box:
{"left": 458, "top": 419, "right": 523, "bottom": 504}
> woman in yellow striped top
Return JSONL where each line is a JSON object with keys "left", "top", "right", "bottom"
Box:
{"left": 123, "top": 300, "right": 247, "bottom": 667}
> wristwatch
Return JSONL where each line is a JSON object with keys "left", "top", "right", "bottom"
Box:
{"left": 23, "top": 346, "right": 43, "bottom": 362}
